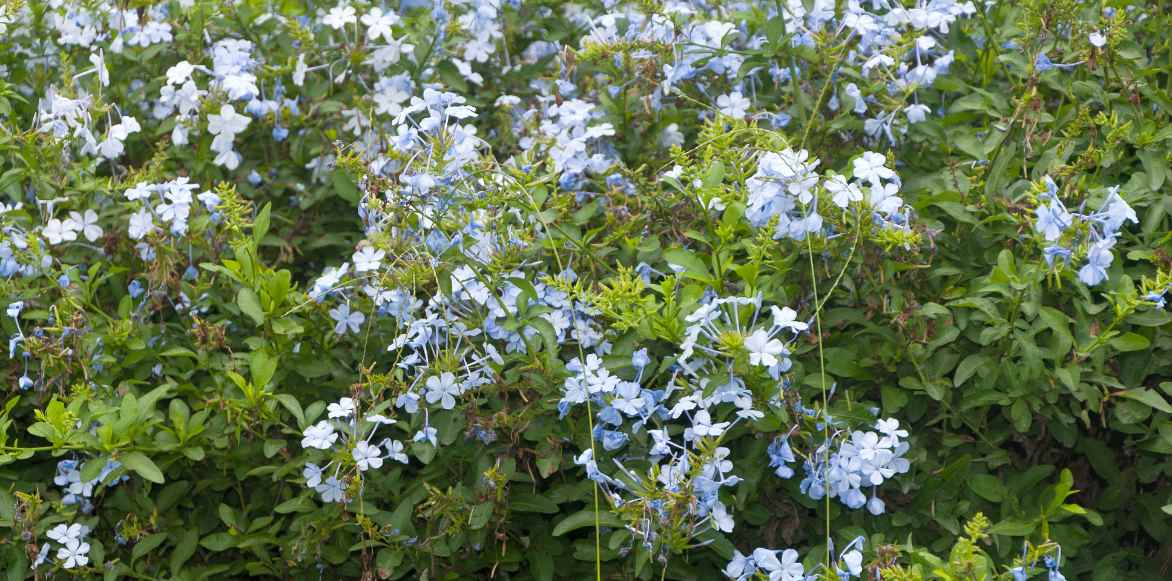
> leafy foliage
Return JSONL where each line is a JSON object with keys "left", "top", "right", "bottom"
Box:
{"left": 0, "top": 0, "right": 1169, "bottom": 580}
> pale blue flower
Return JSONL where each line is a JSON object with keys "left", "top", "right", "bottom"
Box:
{"left": 1077, "top": 240, "right": 1114, "bottom": 286}
{"left": 329, "top": 303, "right": 365, "bottom": 335}
{"left": 425, "top": 372, "right": 460, "bottom": 410}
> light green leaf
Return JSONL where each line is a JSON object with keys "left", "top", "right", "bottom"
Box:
{"left": 236, "top": 288, "right": 265, "bottom": 326}
{"left": 122, "top": 451, "right": 165, "bottom": 484}
{"left": 1116, "top": 389, "right": 1172, "bottom": 414}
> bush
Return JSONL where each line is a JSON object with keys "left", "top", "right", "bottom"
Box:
{"left": 0, "top": 0, "right": 1169, "bottom": 579}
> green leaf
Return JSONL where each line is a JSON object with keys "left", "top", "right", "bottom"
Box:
{"left": 1115, "top": 389, "right": 1172, "bottom": 414}
{"left": 954, "top": 353, "right": 988, "bottom": 387}
{"left": 236, "top": 288, "right": 266, "bottom": 326}
{"left": 376, "top": 549, "right": 404, "bottom": 577}
{"left": 526, "top": 317, "right": 559, "bottom": 366}
{"left": 275, "top": 394, "right": 305, "bottom": 427}
{"left": 332, "top": 170, "right": 360, "bottom": 203}
{"left": 274, "top": 495, "right": 315, "bottom": 514}
{"left": 1110, "top": 332, "right": 1150, "bottom": 352}
{"left": 122, "top": 451, "right": 165, "bottom": 484}
{"left": 253, "top": 202, "right": 272, "bottom": 244}
{"left": 662, "top": 248, "right": 712, "bottom": 283}
{"left": 170, "top": 529, "right": 199, "bottom": 574}
{"left": 132, "top": 532, "right": 168, "bottom": 562}
{"left": 159, "top": 347, "right": 198, "bottom": 358}
{"left": 530, "top": 550, "right": 554, "bottom": 581}
{"left": 250, "top": 350, "right": 278, "bottom": 388}
{"left": 1010, "top": 399, "right": 1032, "bottom": 433}
{"left": 988, "top": 518, "right": 1036, "bottom": 536}
{"left": 510, "top": 492, "right": 559, "bottom": 514}
{"left": 552, "top": 509, "right": 622, "bottom": 536}
{"left": 468, "top": 502, "right": 493, "bottom": 530}
{"left": 199, "top": 532, "right": 236, "bottom": 552}
{"left": 968, "top": 473, "right": 1006, "bottom": 502}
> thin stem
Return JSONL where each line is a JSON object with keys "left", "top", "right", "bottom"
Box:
{"left": 805, "top": 224, "right": 832, "bottom": 568}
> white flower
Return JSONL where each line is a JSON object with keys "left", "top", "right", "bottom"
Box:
{"left": 206, "top": 104, "right": 250, "bottom": 169}
{"left": 425, "top": 372, "right": 460, "bottom": 410}
{"left": 690, "top": 410, "right": 730, "bottom": 439}
{"left": 65, "top": 210, "right": 102, "bottom": 242}
{"left": 716, "top": 91, "right": 751, "bottom": 119}
{"left": 610, "top": 381, "right": 645, "bottom": 416}
{"left": 57, "top": 538, "right": 90, "bottom": 569}
{"left": 166, "top": 61, "right": 195, "bottom": 85}
{"left": 303, "top": 463, "right": 323, "bottom": 487}
{"left": 212, "top": 149, "right": 243, "bottom": 170}
{"left": 905, "top": 103, "right": 931, "bottom": 124}
{"left": 773, "top": 549, "right": 804, "bottom": 581}
{"left": 89, "top": 50, "right": 108, "bottom": 87}
{"left": 852, "top": 152, "right": 896, "bottom": 186}
{"left": 770, "top": 306, "right": 808, "bottom": 332}
{"left": 1089, "top": 31, "right": 1107, "bottom": 48}
{"left": 414, "top": 426, "right": 438, "bottom": 447}
{"left": 316, "top": 476, "right": 346, "bottom": 503}
{"left": 47, "top": 523, "right": 86, "bottom": 544}
{"left": 867, "top": 182, "right": 903, "bottom": 215}
{"left": 323, "top": 4, "right": 357, "bottom": 29}
{"left": 352, "top": 441, "right": 384, "bottom": 471}
{"left": 329, "top": 303, "right": 365, "bottom": 335}
{"left": 383, "top": 439, "right": 409, "bottom": 463}
{"left": 710, "top": 500, "right": 734, "bottom": 532}
{"left": 352, "top": 247, "right": 385, "bottom": 272}
{"left": 361, "top": 7, "right": 399, "bottom": 42}
{"left": 365, "top": 414, "right": 394, "bottom": 425}
{"left": 207, "top": 104, "right": 250, "bottom": 138}
{"left": 43, "top": 218, "right": 78, "bottom": 245}
{"left": 98, "top": 116, "right": 141, "bottom": 159}
{"left": 328, "top": 397, "right": 356, "bottom": 419}
{"left": 876, "top": 418, "right": 908, "bottom": 441}
{"left": 744, "top": 329, "right": 787, "bottom": 367}
{"left": 292, "top": 54, "right": 308, "bottom": 87}
{"left": 842, "top": 549, "right": 863, "bottom": 576}
{"left": 825, "top": 174, "right": 863, "bottom": 208}
{"left": 128, "top": 208, "right": 156, "bottom": 240}
{"left": 753, "top": 548, "right": 781, "bottom": 574}
{"left": 301, "top": 421, "right": 338, "bottom": 449}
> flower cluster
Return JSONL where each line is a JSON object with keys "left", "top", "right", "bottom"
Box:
{"left": 35, "top": 523, "right": 91, "bottom": 570}
{"left": 792, "top": 418, "right": 911, "bottom": 515}
{"left": 53, "top": 458, "right": 127, "bottom": 513}
{"left": 0, "top": 0, "right": 1151, "bottom": 577}
{"left": 1032, "top": 176, "right": 1138, "bottom": 286}
{"left": 300, "top": 397, "right": 409, "bottom": 504}
{"left": 725, "top": 537, "right": 864, "bottom": 581}
{"left": 746, "top": 149, "right": 909, "bottom": 241}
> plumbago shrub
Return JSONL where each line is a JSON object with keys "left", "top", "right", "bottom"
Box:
{"left": 1, "top": 0, "right": 1171, "bottom": 579}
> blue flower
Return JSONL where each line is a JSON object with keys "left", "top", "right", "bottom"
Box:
{"left": 413, "top": 426, "right": 438, "bottom": 447}
{"left": 600, "top": 429, "right": 629, "bottom": 451}
{"left": 1035, "top": 53, "right": 1081, "bottom": 72}
{"left": 1034, "top": 199, "right": 1071, "bottom": 241}
{"left": 1077, "top": 240, "right": 1114, "bottom": 286}
{"left": 767, "top": 437, "right": 796, "bottom": 479}
{"left": 1144, "top": 290, "right": 1167, "bottom": 309}
{"left": 1043, "top": 246, "right": 1072, "bottom": 267}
